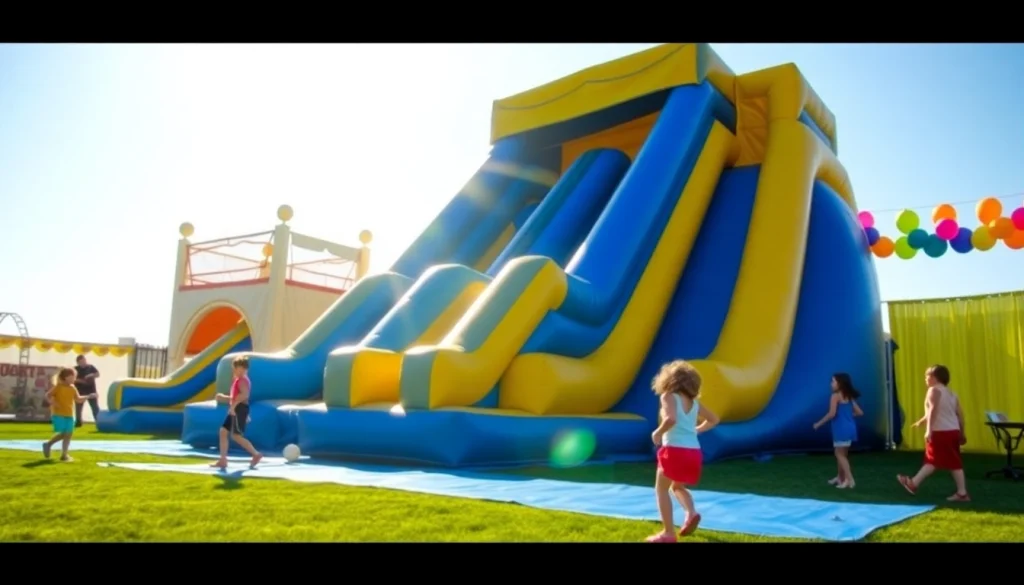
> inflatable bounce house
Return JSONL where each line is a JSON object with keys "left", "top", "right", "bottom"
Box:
{"left": 101, "top": 43, "right": 886, "bottom": 466}
{"left": 97, "top": 206, "right": 372, "bottom": 434}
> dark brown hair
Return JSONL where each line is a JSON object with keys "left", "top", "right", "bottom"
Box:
{"left": 231, "top": 356, "right": 250, "bottom": 370}
{"left": 652, "top": 360, "right": 702, "bottom": 398}
{"left": 927, "top": 364, "right": 950, "bottom": 385}
{"left": 832, "top": 372, "right": 861, "bottom": 400}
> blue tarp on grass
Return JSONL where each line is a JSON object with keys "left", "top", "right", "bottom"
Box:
{"left": 0, "top": 439, "right": 933, "bottom": 541}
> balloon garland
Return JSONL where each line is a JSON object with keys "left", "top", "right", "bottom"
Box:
{"left": 860, "top": 197, "right": 1024, "bottom": 259}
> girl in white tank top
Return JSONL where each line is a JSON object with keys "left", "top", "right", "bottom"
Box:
{"left": 647, "top": 360, "right": 720, "bottom": 543}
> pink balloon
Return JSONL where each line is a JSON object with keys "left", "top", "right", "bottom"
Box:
{"left": 1012, "top": 207, "right": 1024, "bottom": 231}
{"left": 935, "top": 218, "right": 959, "bottom": 241}
{"left": 858, "top": 211, "right": 875, "bottom": 229}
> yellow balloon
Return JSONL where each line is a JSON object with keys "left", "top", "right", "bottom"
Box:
{"left": 894, "top": 236, "right": 917, "bottom": 259}
{"left": 971, "top": 226, "right": 996, "bottom": 251}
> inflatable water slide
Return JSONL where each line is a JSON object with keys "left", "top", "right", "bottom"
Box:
{"left": 97, "top": 147, "right": 577, "bottom": 434}
{"left": 101, "top": 135, "right": 631, "bottom": 437}
{"left": 98, "top": 323, "right": 252, "bottom": 434}
{"left": 177, "top": 147, "right": 633, "bottom": 447}
{"left": 115, "top": 44, "right": 888, "bottom": 466}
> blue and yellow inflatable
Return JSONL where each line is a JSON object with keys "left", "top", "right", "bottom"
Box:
{"left": 292, "top": 44, "right": 885, "bottom": 465}
{"left": 110, "top": 43, "right": 887, "bottom": 466}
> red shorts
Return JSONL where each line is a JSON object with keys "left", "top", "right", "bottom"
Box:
{"left": 924, "top": 430, "right": 963, "bottom": 470}
{"left": 657, "top": 446, "right": 702, "bottom": 485}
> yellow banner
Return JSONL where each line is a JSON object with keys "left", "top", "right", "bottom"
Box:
{"left": 888, "top": 291, "right": 1024, "bottom": 454}
{"left": 0, "top": 335, "right": 133, "bottom": 358}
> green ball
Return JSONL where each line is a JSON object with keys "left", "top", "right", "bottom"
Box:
{"left": 550, "top": 429, "right": 597, "bottom": 468}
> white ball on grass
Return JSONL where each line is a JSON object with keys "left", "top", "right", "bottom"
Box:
{"left": 283, "top": 443, "right": 301, "bottom": 462}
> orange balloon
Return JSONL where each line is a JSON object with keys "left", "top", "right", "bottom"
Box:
{"left": 1005, "top": 229, "right": 1024, "bottom": 250}
{"left": 932, "top": 204, "right": 957, "bottom": 224}
{"left": 872, "top": 236, "right": 894, "bottom": 258}
{"left": 977, "top": 197, "right": 1003, "bottom": 225}
{"left": 989, "top": 217, "right": 1015, "bottom": 240}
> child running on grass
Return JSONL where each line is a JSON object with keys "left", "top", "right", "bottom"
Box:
{"left": 813, "top": 373, "right": 863, "bottom": 489}
{"left": 898, "top": 364, "right": 970, "bottom": 502}
{"left": 647, "top": 360, "right": 719, "bottom": 543}
{"left": 42, "top": 367, "right": 98, "bottom": 462}
{"left": 211, "top": 356, "right": 262, "bottom": 470}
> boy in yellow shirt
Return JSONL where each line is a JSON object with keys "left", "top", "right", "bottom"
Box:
{"left": 43, "top": 367, "right": 97, "bottom": 462}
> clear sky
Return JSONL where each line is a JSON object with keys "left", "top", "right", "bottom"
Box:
{"left": 2, "top": 43, "right": 1023, "bottom": 346}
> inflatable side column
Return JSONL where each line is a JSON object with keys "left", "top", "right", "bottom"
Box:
{"left": 166, "top": 222, "right": 194, "bottom": 370}
{"left": 356, "top": 229, "right": 373, "bottom": 280}
{"left": 262, "top": 205, "right": 294, "bottom": 353}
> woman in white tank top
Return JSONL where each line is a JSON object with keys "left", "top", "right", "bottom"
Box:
{"left": 897, "top": 365, "right": 970, "bottom": 502}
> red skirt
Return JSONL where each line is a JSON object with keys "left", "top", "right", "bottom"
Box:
{"left": 924, "top": 429, "right": 963, "bottom": 470}
{"left": 657, "top": 446, "right": 702, "bottom": 485}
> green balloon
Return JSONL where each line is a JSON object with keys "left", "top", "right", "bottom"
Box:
{"left": 894, "top": 236, "right": 917, "bottom": 259}
{"left": 896, "top": 209, "right": 920, "bottom": 234}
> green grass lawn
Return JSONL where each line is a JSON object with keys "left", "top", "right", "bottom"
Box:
{"left": 1, "top": 423, "right": 1022, "bottom": 542}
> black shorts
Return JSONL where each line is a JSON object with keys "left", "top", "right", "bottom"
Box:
{"left": 222, "top": 403, "right": 250, "bottom": 434}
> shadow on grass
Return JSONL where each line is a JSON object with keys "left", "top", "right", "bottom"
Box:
{"left": 700, "top": 532, "right": 738, "bottom": 543}
{"left": 21, "top": 459, "right": 55, "bottom": 469}
{"left": 212, "top": 472, "right": 246, "bottom": 490}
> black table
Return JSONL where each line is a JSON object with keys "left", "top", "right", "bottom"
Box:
{"left": 985, "top": 421, "right": 1024, "bottom": 481}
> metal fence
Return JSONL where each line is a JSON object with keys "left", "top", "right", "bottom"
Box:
{"left": 130, "top": 344, "right": 168, "bottom": 379}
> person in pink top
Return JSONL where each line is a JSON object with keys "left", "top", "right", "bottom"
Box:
{"left": 897, "top": 364, "right": 970, "bottom": 502}
{"left": 211, "top": 356, "right": 263, "bottom": 470}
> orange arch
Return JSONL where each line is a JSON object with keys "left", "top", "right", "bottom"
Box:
{"left": 185, "top": 306, "right": 244, "bottom": 355}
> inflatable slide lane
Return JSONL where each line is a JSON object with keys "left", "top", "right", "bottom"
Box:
{"left": 182, "top": 147, "right": 633, "bottom": 449}
{"left": 101, "top": 143, "right": 559, "bottom": 436}
{"left": 97, "top": 322, "right": 252, "bottom": 434}
{"left": 296, "top": 44, "right": 886, "bottom": 467}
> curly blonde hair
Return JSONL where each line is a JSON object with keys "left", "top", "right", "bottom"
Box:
{"left": 652, "top": 360, "right": 701, "bottom": 398}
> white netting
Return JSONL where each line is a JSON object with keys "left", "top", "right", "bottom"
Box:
{"left": 184, "top": 232, "right": 274, "bottom": 287}
{"left": 287, "top": 243, "right": 357, "bottom": 292}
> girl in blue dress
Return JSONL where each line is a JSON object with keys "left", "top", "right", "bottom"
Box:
{"left": 813, "top": 373, "right": 863, "bottom": 489}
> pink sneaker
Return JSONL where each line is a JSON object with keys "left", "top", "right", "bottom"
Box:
{"left": 645, "top": 531, "right": 677, "bottom": 543}
{"left": 249, "top": 453, "right": 263, "bottom": 469}
{"left": 897, "top": 474, "right": 917, "bottom": 495}
{"left": 680, "top": 513, "right": 702, "bottom": 536}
